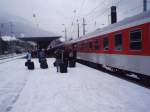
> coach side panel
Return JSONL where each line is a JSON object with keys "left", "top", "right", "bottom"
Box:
{"left": 77, "top": 23, "right": 150, "bottom": 76}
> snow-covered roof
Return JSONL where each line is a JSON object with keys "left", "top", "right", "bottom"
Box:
{"left": 1, "top": 36, "right": 17, "bottom": 41}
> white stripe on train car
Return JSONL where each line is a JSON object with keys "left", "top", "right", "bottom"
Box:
{"left": 77, "top": 52, "right": 150, "bottom": 76}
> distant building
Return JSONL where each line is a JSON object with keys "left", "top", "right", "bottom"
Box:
{"left": 0, "top": 36, "right": 36, "bottom": 55}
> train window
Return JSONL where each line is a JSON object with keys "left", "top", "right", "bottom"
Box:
{"left": 130, "top": 30, "right": 142, "bottom": 50}
{"left": 114, "top": 33, "right": 123, "bottom": 50}
{"left": 95, "top": 39, "right": 99, "bottom": 50}
{"left": 103, "top": 37, "right": 109, "bottom": 50}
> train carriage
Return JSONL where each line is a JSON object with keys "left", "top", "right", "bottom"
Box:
{"left": 65, "top": 10, "right": 150, "bottom": 79}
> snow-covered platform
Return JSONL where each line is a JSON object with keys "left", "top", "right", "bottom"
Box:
{"left": 0, "top": 58, "right": 150, "bottom": 112}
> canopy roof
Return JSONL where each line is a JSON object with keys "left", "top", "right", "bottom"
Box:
{"left": 18, "top": 36, "right": 61, "bottom": 42}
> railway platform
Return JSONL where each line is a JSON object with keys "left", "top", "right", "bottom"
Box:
{"left": 0, "top": 58, "right": 150, "bottom": 112}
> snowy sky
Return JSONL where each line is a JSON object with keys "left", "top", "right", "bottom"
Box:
{"left": 0, "top": 0, "right": 150, "bottom": 39}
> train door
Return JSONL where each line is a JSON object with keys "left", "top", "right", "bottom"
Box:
{"left": 94, "top": 38, "right": 100, "bottom": 63}
{"left": 102, "top": 36, "right": 110, "bottom": 66}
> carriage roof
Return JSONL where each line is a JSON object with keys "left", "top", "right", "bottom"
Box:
{"left": 66, "top": 10, "right": 150, "bottom": 45}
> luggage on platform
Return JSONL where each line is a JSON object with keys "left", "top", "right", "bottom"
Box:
{"left": 25, "top": 60, "right": 32, "bottom": 67}
{"left": 25, "top": 61, "right": 29, "bottom": 66}
{"left": 60, "top": 63, "right": 67, "bottom": 73}
{"left": 69, "top": 59, "right": 76, "bottom": 67}
{"left": 63, "top": 59, "right": 68, "bottom": 67}
{"left": 27, "top": 61, "right": 34, "bottom": 70}
{"left": 40, "top": 59, "right": 48, "bottom": 69}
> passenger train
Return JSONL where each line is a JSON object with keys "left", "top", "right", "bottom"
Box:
{"left": 54, "top": 11, "right": 150, "bottom": 81}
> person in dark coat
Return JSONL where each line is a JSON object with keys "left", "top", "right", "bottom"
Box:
{"left": 62, "top": 48, "right": 69, "bottom": 67}
{"left": 68, "top": 48, "right": 77, "bottom": 67}
{"left": 25, "top": 50, "right": 32, "bottom": 67}
{"left": 73, "top": 49, "right": 77, "bottom": 60}
{"left": 37, "top": 49, "right": 47, "bottom": 63}
{"left": 54, "top": 49, "right": 62, "bottom": 72}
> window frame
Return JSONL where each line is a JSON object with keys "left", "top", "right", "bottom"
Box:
{"left": 129, "top": 29, "right": 142, "bottom": 51}
{"left": 114, "top": 33, "right": 123, "bottom": 51}
{"left": 94, "top": 39, "right": 100, "bottom": 50}
{"left": 103, "top": 36, "right": 109, "bottom": 51}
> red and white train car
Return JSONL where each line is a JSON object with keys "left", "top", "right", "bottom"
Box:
{"left": 66, "top": 11, "right": 150, "bottom": 78}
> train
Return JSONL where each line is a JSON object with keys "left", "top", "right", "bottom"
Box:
{"left": 52, "top": 10, "right": 150, "bottom": 81}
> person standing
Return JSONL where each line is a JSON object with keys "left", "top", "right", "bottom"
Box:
{"left": 26, "top": 50, "right": 32, "bottom": 62}
{"left": 68, "top": 48, "right": 76, "bottom": 67}
{"left": 63, "top": 48, "right": 69, "bottom": 67}
{"left": 37, "top": 49, "right": 48, "bottom": 69}
{"left": 54, "top": 49, "right": 62, "bottom": 72}
{"left": 25, "top": 50, "right": 34, "bottom": 70}
{"left": 37, "top": 49, "right": 46, "bottom": 63}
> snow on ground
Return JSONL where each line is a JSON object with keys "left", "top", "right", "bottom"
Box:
{"left": 0, "top": 58, "right": 150, "bottom": 112}
{"left": 0, "top": 54, "right": 25, "bottom": 64}
{"left": 0, "top": 58, "right": 29, "bottom": 112}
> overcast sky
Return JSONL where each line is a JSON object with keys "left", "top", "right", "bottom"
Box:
{"left": 0, "top": 0, "right": 150, "bottom": 39}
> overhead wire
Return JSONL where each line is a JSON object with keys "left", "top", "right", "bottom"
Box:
{"left": 86, "top": 0, "right": 122, "bottom": 25}
{"left": 118, "top": 4, "right": 143, "bottom": 17}
{"left": 77, "top": 0, "right": 112, "bottom": 34}
{"left": 69, "top": 0, "right": 119, "bottom": 37}
{"left": 69, "top": 0, "right": 87, "bottom": 38}
{"left": 83, "top": 0, "right": 107, "bottom": 17}
{"left": 83, "top": 0, "right": 122, "bottom": 32}
{"left": 68, "top": 0, "right": 111, "bottom": 36}
{"left": 68, "top": 0, "right": 144, "bottom": 38}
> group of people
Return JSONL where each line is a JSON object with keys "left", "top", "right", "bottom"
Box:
{"left": 26, "top": 49, "right": 46, "bottom": 63}
{"left": 54, "top": 48, "right": 76, "bottom": 73}
{"left": 25, "top": 48, "right": 76, "bottom": 72}
{"left": 26, "top": 49, "right": 47, "bottom": 69}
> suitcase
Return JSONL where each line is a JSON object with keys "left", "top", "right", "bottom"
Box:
{"left": 25, "top": 60, "right": 30, "bottom": 67}
{"left": 69, "top": 60, "right": 76, "bottom": 67}
{"left": 60, "top": 63, "right": 67, "bottom": 73}
{"left": 28, "top": 61, "right": 34, "bottom": 70}
{"left": 25, "top": 61, "right": 28, "bottom": 66}
{"left": 40, "top": 60, "right": 48, "bottom": 69}
{"left": 63, "top": 59, "right": 68, "bottom": 67}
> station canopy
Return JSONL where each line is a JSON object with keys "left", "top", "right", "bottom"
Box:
{"left": 17, "top": 30, "right": 61, "bottom": 49}
{"left": 17, "top": 28, "right": 61, "bottom": 42}
{"left": 19, "top": 36, "right": 61, "bottom": 42}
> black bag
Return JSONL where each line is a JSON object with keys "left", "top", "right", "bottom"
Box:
{"left": 25, "top": 61, "right": 28, "bottom": 66}
{"left": 63, "top": 59, "right": 68, "bottom": 67}
{"left": 25, "top": 60, "right": 30, "bottom": 67}
{"left": 60, "top": 63, "right": 67, "bottom": 73}
{"left": 69, "top": 60, "right": 76, "bottom": 67}
{"left": 28, "top": 61, "right": 34, "bottom": 70}
{"left": 40, "top": 60, "right": 48, "bottom": 69}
